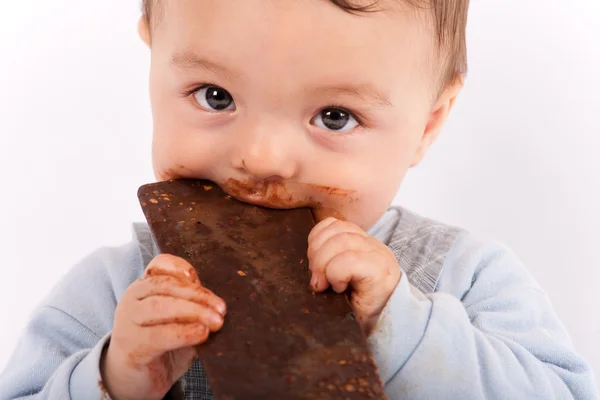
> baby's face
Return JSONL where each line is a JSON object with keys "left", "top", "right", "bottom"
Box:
{"left": 145, "top": 0, "right": 455, "bottom": 230}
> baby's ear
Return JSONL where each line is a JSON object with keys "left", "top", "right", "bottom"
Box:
{"left": 138, "top": 16, "right": 151, "bottom": 47}
{"left": 410, "top": 78, "right": 464, "bottom": 167}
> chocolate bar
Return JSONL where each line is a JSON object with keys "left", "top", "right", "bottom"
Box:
{"left": 138, "top": 179, "right": 386, "bottom": 399}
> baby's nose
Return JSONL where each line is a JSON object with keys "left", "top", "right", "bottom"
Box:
{"left": 230, "top": 121, "right": 301, "bottom": 181}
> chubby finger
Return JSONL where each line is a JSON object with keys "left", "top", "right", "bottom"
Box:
{"left": 132, "top": 323, "right": 209, "bottom": 365}
{"left": 307, "top": 217, "right": 339, "bottom": 244}
{"left": 144, "top": 254, "right": 200, "bottom": 284}
{"left": 322, "top": 250, "right": 376, "bottom": 294}
{"left": 132, "top": 275, "right": 226, "bottom": 316}
{"left": 308, "top": 219, "right": 367, "bottom": 260}
{"left": 308, "top": 232, "right": 371, "bottom": 292}
{"left": 134, "top": 295, "right": 225, "bottom": 332}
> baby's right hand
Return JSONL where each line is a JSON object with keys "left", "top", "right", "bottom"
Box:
{"left": 100, "top": 254, "right": 226, "bottom": 400}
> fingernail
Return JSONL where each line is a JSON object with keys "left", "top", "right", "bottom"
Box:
{"left": 215, "top": 301, "right": 227, "bottom": 316}
{"left": 310, "top": 274, "right": 319, "bottom": 289}
{"left": 210, "top": 313, "right": 223, "bottom": 327}
{"left": 144, "top": 262, "right": 176, "bottom": 277}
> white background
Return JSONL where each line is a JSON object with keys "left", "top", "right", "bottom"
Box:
{"left": 0, "top": 0, "right": 599, "bottom": 387}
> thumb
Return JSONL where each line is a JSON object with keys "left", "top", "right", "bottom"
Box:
{"left": 144, "top": 254, "right": 201, "bottom": 285}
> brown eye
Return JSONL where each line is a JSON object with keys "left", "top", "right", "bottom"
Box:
{"left": 193, "top": 85, "right": 236, "bottom": 111}
{"left": 312, "top": 107, "right": 358, "bottom": 132}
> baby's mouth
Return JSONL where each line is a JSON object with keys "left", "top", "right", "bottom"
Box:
{"left": 220, "top": 178, "right": 309, "bottom": 209}
{"left": 219, "top": 178, "right": 357, "bottom": 217}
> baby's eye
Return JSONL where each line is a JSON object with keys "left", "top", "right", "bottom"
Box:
{"left": 193, "top": 85, "right": 236, "bottom": 111}
{"left": 311, "top": 107, "right": 359, "bottom": 133}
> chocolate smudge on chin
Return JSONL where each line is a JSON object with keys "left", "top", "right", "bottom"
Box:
{"left": 308, "top": 184, "right": 356, "bottom": 199}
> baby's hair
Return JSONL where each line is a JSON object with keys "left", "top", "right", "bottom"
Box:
{"left": 141, "top": 0, "right": 468, "bottom": 88}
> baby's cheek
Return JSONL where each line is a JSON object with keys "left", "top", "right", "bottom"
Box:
{"left": 156, "top": 164, "right": 206, "bottom": 182}
{"left": 345, "top": 191, "right": 396, "bottom": 231}
{"left": 151, "top": 136, "right": 219, "bottom": 182}
{"left": 152, "top": 136, "right": 181, "bottom": 181}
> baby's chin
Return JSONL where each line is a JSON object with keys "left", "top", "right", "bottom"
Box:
{"left": 311, "top": 206, "right": 347, "bottom": 223}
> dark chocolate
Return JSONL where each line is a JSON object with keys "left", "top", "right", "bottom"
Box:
{"left": 138, "top": 179, "right": 386, "bottom": 399}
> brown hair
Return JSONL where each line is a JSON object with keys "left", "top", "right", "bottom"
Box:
{"left": 142, "top": 0, "right": 469, "bottom": 87}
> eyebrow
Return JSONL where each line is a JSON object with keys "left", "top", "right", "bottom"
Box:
{"left": 311, "top": 84, "right": 393, "bottom": 108}
{"left": 171, "top": 51, "right": 392, "bottom": 107}
{"left": 171, "top": 51, "right": 237, "bottom": 78}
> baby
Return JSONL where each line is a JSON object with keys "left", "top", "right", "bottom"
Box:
{"left": 0, "top": 0, "right": 597, "bottom": 399}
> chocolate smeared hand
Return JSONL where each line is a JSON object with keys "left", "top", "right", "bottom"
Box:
{"left": 138, "top": 179, "right": 386, "bottom": 399}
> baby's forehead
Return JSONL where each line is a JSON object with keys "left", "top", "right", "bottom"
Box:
{"left": 144, "top": 0, "right": 468, "bottom": 88}
{"left": 150, "top": 3, "right": 443, "bottom": 110}
{"left": 162, "top": 4, "right": 429, "bottom": 61}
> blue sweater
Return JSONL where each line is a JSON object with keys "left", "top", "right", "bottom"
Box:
{"left": 0, "top": 208, "right": 597, "bottom": 399}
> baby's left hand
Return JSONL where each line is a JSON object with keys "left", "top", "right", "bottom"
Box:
{"left": 307, "top": 218, "right": 401, "bottom": 335}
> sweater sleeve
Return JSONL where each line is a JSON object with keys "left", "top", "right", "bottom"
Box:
{"left": 368, "top": 233, "right": 598, "bottom": 400}
{"left": 0, "top": 236, "right": 147, "bottom": 400}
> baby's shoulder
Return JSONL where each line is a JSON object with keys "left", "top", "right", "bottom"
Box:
{"left": 435, "top": 223, "right": 540, "bottom": 301}
{"left": 387, "top": 207, "right": 537, "bottom": 298}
